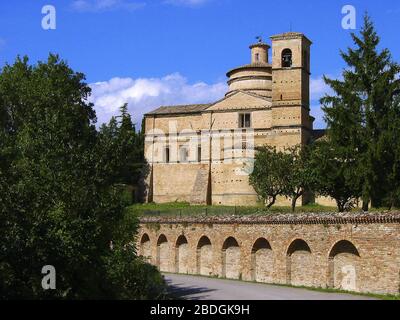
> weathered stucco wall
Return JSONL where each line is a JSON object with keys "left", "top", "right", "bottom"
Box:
{"left": 138, "top": 212, "right": 400, "bottom": 295}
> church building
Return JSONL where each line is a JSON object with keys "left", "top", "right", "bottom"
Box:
{"left": 144, "top": 32, "right": 324, "bottom": 206}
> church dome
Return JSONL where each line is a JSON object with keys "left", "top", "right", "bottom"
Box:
{"left": 226, "top": 39, "right": 272, "bottom": 99}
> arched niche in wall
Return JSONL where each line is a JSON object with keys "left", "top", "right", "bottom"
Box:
{"left": 286, "top": 239, "right": 313, "bottom": 287}
{"left": 157, "top": 234, "right": 169, "bottom": 272}
{"left": 251, "top": 238, "right": 274, "bottom": 283}
{"left": 328, "top": 240, "right": 360, "bottom": 292}
{"left": 140, "top": 233, "right": 151, "bottom": 263}
{"left": 196, "top": 236, "right": 213, "bottom": 276}
{"left": 175, "top": 235, "right": 189, "bottom": 274}
{"left": 222, "top": 237, "right": 241, "bottom": 280}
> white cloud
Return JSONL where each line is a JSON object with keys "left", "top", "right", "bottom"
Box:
{"left": 164, "top": 0, "right": 211, "bottom": 7}
{"left": 309, "top": 74, "right": 338, "bottom": 129}
{"left": 310, "top": 75, "right": 334, "bottom": 101}
{"left": 89, "top": 72, "right": 227, "bottom": 126}
{"left": 90, "top": 72, "right": 337, "bottom": 129}
{"left": 311, "top": 104, "right": 326, "bottom": 129}
{"left": 71, "top": 0, "right": 145, "bottom": 12}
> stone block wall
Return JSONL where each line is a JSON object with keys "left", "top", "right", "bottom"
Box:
{"left": 137, "top": 212, "right": 400, "bottom": 295}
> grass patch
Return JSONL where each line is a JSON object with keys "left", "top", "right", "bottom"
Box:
{"left": 268, "top": 282, "right": 399, "bottom": 300}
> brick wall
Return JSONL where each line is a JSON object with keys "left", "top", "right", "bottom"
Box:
{"left": 138, "top": 212, "right": 400, "bottom": 295}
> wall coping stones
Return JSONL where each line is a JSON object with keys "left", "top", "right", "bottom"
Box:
{"left": 139, "top": 211, "right": 400, "bottom": 225}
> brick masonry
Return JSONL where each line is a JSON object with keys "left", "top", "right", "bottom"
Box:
{"left": 144, "top": 33, "right": 325, "bottom": 207}
{"left": 137, "top": 212, "right": 400, "bottom": 295}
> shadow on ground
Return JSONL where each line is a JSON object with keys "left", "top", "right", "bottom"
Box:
{"left": 165, "top": 278, "right": 216, "bottom": 300}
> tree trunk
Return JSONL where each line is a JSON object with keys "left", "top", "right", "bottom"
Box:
{"left": 361, "top": 191, "right": 370, "bottom": 211}
{"left": 336, "top": 200, "right": 345, "bottom": 213}
{"left": 362, "top": 199, "right": 369, "bottom": 212}
{"left": 291, "top": 195, "right": 300, "bottom": 213}
{"left": 371, "top": 197, "right": 382, "bottom": 210}
{"left": 291, "top": 190, "right": 303, "bottom": 213}
{"left": 267, "top": 196, "right": 277, "bottom": 209}
{"left": 388, "top": 194, "right": 395, "bottom": 211}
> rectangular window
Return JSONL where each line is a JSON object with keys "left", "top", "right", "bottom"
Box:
{"left": 164, "top": 146, "right": 170, "bottom": 163}
{"left": 180, "top": 147, "right": 188, "bottom": 163}
{"left": 242, "top": 139, "right": 247, "bottom": 150}
{"left": 197, "top": 146, "right": 202, "bottom": 163}
{"left": 239, "top": 113, "right": 251, "bottom": 128}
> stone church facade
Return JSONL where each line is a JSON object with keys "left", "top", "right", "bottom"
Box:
{"left": 144, "top": 32, "right": 325, "bottom": 206}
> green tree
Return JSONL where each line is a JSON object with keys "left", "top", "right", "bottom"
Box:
{"left": 322, "top": 14, "right": 400, "bottom": 210}
{"left": 384, "top": 94, "right": 400, "bottom": 208}
{"left": 282, "top": 146, "right": 314, "bottom": 212}
{"left": 309, "top": 140, "right": 362, "bottom": 212}
{"left": 250, "top": 145, "right": 313, "bottom": 211}
{"left": 250, "top": 146, "right": 291, "bottom": 209}
{"left": 0, "top": 55, "right": 165, "bottom": 299}
{"left": 99, "top": 103, "right": 146, "bottom": 204}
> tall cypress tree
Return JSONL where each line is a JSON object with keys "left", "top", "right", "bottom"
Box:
{"left": 384, "top": 94, "right": 400, "bottom": 208}
{"left": 322, "top": 14, "right": 400, "bottom": 210}
{"left": 98, "top": 103, "right": 146, "bottom": 202}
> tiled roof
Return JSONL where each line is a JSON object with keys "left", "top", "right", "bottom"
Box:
{"left": 249, "top": 42, "right": 270, "bottom": 49}
{"left": 140, "top": 211, "right": 400, "bottom": 225}
{"left": 312, "top": 129, "right": 327, "bottom": 140}
{"left": 145, "top": 104, "right": 211, "bottom": 116}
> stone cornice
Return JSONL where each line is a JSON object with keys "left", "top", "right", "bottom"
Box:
{"left": 272, "top": 66, "right": 311, "bottom": 75}
{"left": 227, "top": 63, "right": 272, "bottom": 77}
{"left": 270, "top": 32, "right": 312, "bottom": 45}
{"left": 227, "top": 75, "right": 272, "bottom": 85}
{"left": 144, "top": 103, "right": 310, "bottom": 120}
{"left": 145, "top": 126, "right": 309, "bottom": 138}
{"left": 249, "top": 42, "right": 270, "bottom": 49}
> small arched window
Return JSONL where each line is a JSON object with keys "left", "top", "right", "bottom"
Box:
{"left": 255, "top": 53, "right": 260, "bottom": 62}
{"left": 282, "top": 49, "right": 292, "bottom": 68}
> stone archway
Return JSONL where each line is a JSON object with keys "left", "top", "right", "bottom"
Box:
{"left": 287, "top": 239, "right": 313, "bottom": 287}
{"left": 222, "top": 237, "right": 240, "bottom": 280}
{"left": 328, "top": 240, "right": 360, "bottom": 292}
{"left": 175, "top": 235, "right": 189, "bottom": 274}
{"left": 251, "top": 238, "right": 274, "bottom": 283}
{"left": 196, "top": 236, "right": 213, "bottom": 276}
{"left": 157, "top": 234, "right": 169, "bottom": 272}
{"left": 140, "top": 233, "right": 151, "bottom": 263}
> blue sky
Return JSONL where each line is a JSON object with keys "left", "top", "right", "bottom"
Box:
{"left": 0, "top": 0, "right": 399, "bottom": 128}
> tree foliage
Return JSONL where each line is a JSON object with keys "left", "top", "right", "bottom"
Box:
{"left": 98, "top": 103, "right": 147, "bottom": 204}
{"left": 308, "top": 140, "right": 363, "bottom": 212}
{"left": 0, "top": 55, "right": 165, "bottom": 299}
{"left": 99, "top": 103, "right": 145, "bottom": 186}
{"left": 250, "top": 146, "right": 288, "bottom": 208}
{"left": 249, "top": 145, "right": 312, "bottom": 211}
{"left": 321, "top": 14, "right": 400, "bottom": 210}
{"left": 281, "top": 146, "right": 314, "bottom": 212}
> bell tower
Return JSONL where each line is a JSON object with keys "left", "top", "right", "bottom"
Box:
{"left": 270, "top": 32, "right": 313, "bottom": 145}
